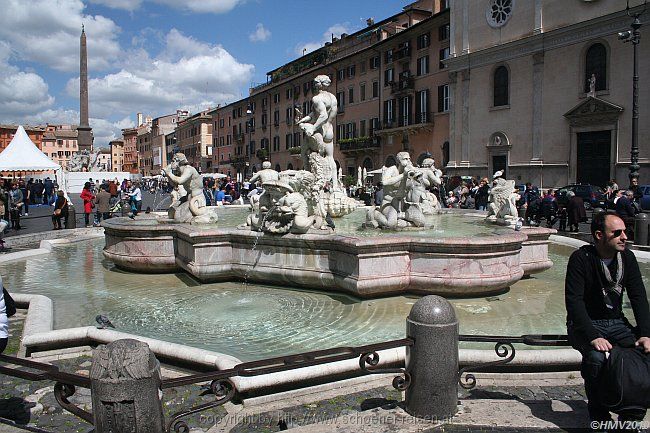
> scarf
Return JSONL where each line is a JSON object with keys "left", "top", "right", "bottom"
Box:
{"left": 600, "top": 252, "right": 624, "bottom": 310}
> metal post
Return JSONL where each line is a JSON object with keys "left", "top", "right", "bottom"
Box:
{"left": 405, "top": 295, "right": 458, "bottom": 419}
{"left": 65, "top": 203, "right": 76, "bottom": 229}
{"left": 634, "top": 212, "right": 649, "bottom": 246}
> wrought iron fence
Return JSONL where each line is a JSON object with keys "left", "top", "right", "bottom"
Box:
{"left": 0, "top": 333, "right": 569, "bottom": 433}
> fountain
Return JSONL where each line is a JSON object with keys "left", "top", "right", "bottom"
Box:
{"left": 103, "top": 74, "right": 554, "bottom": 298}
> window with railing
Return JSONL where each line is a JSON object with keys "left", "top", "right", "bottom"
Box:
{"left": 417, "top": 32, "right": 430, "bottom": 49}
{"left": 438, "top": 84, "right": 450, "bottom": 112}
{"left": 417, "top": 56, "right": 429, "bottom": 76}
{"left": 384, "top": 68, "right": 394, "bottom": 87}
{"left": 439, "top": 47, "right": 450, "bottom": 69}
{"left": 439, "top": 24, "right": 450, "bottom": 41}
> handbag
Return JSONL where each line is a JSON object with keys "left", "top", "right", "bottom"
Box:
{"left": 599, "top": 346, "right": 650, "bottom": 411}
{"left": 3, "top": 287, "right": 16, "bottom": 317}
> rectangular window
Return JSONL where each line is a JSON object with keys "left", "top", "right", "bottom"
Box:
{"left": 273, "top": 110, "right": 280, "bottom": 125}
{"left": 293, "top": 132, "right": 301, "bottom": 148}
{"left": 337, "top": 124, "right": 345, "bottom": 141}
{"left": 286, "top": 107, "right": 293, "bottom": 124}
{"left": 348, "top": 65, "right": 356, "bottom": 78}
{"left": 294, "top": 85, "right": 300, "bottom": 97}
{"left": 360, "top": 119, "right": 366, "bottom": 137}
{"left": 438, "top": 84, "right": 450, "bottom": 112}
{"left": 370, "top": 56, "right": 380, "bottom": 69}
{"left": 286, "top": 87, "right": 293, "bottom": 100}
{"left": 337, "top": 91, "right": 345, "bottom": 111}
{"left": 261, "top": 113, "right": 267, "bottom": 126}
{"left": 417, "top": 32, "right": 431, "bottom": 49}
{"left": 416, "top": 89, "right": 429, "bottom": 123}
{"left": 399, "top": 96, "right": 411, "bottom": 126}
{"left": 348, "top": 87, "right": 354, "bottom": 104}
{"left": 219, "top": 118, "right": 225, "bottom": 128}
{"left": 273, "top": 93, "right": 280, "bottom": 103}
{"left": 262, "top": 98, "right": 268, "bottom": 107}
{"left": 337, "top": 69, "right": 345, "bottom": 81}
{"left": 384, "top": 68, "right": 394, "bottom": 86}
{"left": 385, "top": 49, "right": 393, "bottom": 64}
{"left": 360, "top": 83, "right": 366, "bottom": 101}
{"left": 439, "top": 47, "right": 450, "bottom": 69}
{"left": 372, "top": 81, "right": 379, "bottom": 98}
{"left": 285, "top": 133, "right": 292, "bottom": 150}
{"left": 438, "top": 24, "right": 450, "bottom": 41}
{"left": 273, "top": 136, "right": 280, "bottom": 152}
{"left": 303, "top": 82, "right": 310, "bottom": 94}
{"left": 346, "top": 122, "right": 355, "bottom": 139}
{"left": 360, "top": 61, "right": 366, "bottom": 74}
{"left": 385, "top": 99, "right": 395, "bottom": 125}
{"left": 417, "top": 56, "right": 429, "bottom": 76}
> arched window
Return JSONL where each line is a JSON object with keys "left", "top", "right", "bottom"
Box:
{"left": 385, "top": 155, "right": 397, "bottom": 167}
{"left": 287, "top": 163, "right": 294, "bottom": 170}
{"left": 585, "top": 43, "right": 607, "bottom": 92}
{"left": 493, "top": 65, "right": 509, "bottom": 107}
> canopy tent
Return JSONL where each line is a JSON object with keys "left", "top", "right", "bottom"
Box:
{"left": 0, "top": 126, "right": 60, "bottom": 171}
{"left": 0, "top": 125, "right": 68, "bottom": 198}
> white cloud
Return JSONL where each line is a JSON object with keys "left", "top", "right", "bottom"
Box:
{"left": 153, "top": 0, "right": 246, "bottom": 14}
{"left": 89, "top": 0, "right": 143, "bottom": 12}
{"left": 0, "top": 42, "right": 55, "bottom": 119}
{"left": 0, "top": 0, "right": 121, "bottom": 72}
{"left": 295, "top": 23, "right": 357, "bottom": 56}
{"left": 249, "top": 23, "right": 271, "bottom": 43}
{"left": 65, "top": 29, "right": 254, "bottom": 121}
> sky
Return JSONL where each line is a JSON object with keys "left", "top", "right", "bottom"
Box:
{"left": 0, "top": 0, "right": 408, "bottom": 147}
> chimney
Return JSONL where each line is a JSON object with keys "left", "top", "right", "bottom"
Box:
{"left": 137, "top": 112, "right": 143, "bottom": 126}
{"left": 367, "top": 18, "right": 375, "bottom": 26}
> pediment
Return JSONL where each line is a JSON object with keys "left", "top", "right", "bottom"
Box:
{"left": 564, "top": 96, "right": 623, "bottom": 127}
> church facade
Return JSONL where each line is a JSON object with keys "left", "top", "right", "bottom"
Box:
{"left": 445, "top": 0, "right": 649, "bottom": 188}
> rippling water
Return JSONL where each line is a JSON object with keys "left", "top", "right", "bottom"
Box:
{"left": 2, "top": 238, "right": 648, "bottom": 361}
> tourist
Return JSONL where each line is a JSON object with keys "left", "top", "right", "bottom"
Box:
{"left": 566, "top": 212, "right": 650, "bottom": 425}
{"left": 540, "top": 189, "right": 558, "bottom": 228}
{"left": 9, "top": 183, "right": 23, "bottom": 230}
{"left": 0, "top": 283, "right": 8, "bottom": 354}
{"left": 80, "top": 182, "right": 95, "bottom": 227}
{"left": 43, "top": 177, "right": 54, "bottom": 206}
{"left": 94, "top": 185, "right": 112, "bottom": 225}
{"left": 475, "top": 178, "right": 489, "bottom": 211}
{"left": 19, "top": 180, "right": 29, "bottom": 216}
{"left": 128, "top": 181, "right": 142, "bottom": 218}
{"left": 566, "top": 191, "right": 586, "bottom": 233}
{"left": 51, "top": 190, "right": 68, "bottom": 230}
{"left": 214, "top": 185, "right": 227, "bottom": 206}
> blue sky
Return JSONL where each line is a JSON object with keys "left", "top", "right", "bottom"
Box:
{"left": 0, "top": 0, "right": 406, "bottom": 147}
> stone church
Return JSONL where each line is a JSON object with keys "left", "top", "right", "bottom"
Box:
{"left": 445, "top": 0, "right": 649, "bottom": 188}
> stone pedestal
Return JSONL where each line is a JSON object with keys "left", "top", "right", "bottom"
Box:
{"left": 405, "top": 295, "right": 458, "bottom": 419}
{"left": 90, "top": 339, "right": 164, "bottom": 433}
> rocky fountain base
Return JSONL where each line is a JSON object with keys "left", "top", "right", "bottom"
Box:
{"left": 102, "top": 217, "right": 554, "bottom": 298}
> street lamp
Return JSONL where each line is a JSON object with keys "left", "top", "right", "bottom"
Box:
{"left": 618, "top": 0, "right": 647, "bottom": 185}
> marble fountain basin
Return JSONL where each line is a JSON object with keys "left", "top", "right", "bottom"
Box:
{"left": 102, "top": 209, "right": 554, "bottom": 298}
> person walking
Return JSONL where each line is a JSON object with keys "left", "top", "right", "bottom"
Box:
{"left": 43, "top": 177, "right": 54, "bottom": 205}
{"left": 80, "top": 182, "right": 95, "bottom": 227}
{"left": 51, "top": 190, "right": 68, "bottom": 230}
{"left": 94, "top": 185, "right": 112, "bottom": 225}
{"left": 565, "top": 212, "right": 650, "bottom": 425}
{"left": 566, "top": 191, "right": 586, "bottom": 233}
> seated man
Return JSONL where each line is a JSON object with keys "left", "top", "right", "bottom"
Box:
{"left": 565, "top": 212, "right": 650, "bottom": 424}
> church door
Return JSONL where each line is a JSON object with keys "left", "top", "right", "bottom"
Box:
{"left": 577, "top": 131, "right": 611, "bottom": 187}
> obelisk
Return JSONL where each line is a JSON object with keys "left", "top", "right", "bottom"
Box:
{"left": 77, "top": 24, "right": 94, "bottom": 151}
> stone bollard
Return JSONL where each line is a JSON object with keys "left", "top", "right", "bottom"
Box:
{"left": 90, "top": 339, "right": 164, "bottom": 433}
{"left": 65, "top": 203, "right": 76, "bottom": 229}
{"left": 405, "top": 295, "right": 458, "bottom": 420}
{"left": 634, "top": 213, "right": 649, "bottom": 246}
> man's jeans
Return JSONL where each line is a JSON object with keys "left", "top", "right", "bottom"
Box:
{"left": 569, "top": 318, "right": 646, "bottom": 421}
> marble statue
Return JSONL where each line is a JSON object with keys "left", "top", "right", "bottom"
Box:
{"left": 247, "top": 180, "right": 312, "bottom": 234}
{"left": 419, "top": 158, "right": 442, "bottom": 213}
{"left": 249, "top": 161, "right": 279, "bottom": 185}
{"left": 588, "top": 73, "right": 596, "bottom": 97}
{"left": 365, "top": 151, "right": 426, "bottom": 229}
{"left": 162, "top": 153, "right": 218, "bottom": 224}
{"left": 486, "top": 177, "right": 519, "bottom": 227}
{"left": 295, "top": 74, "right": 339, "bottom": 189}
{"left": 67, "top": 149, "right": 106, "bottom": 172}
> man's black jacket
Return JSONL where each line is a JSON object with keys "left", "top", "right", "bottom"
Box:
{"left": 565, "top": 245, "right": 650, "bottom": 348}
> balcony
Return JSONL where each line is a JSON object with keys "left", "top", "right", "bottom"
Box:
{"left": 339, "top": 136, "right": 381, "bottom": 153}
{"left": 395, "top": 46, "right": 411, "bottom": 60}
{"left": 390, "top": 76, "right": 414, "bottom": 95}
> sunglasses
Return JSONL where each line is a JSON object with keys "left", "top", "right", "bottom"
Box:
{"left": 611, "top": 229, "right": 624, "bottom": 238}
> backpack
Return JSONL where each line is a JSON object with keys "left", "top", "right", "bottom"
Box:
{"left": 599, "top": 346, "right": 650, "bottom": 412}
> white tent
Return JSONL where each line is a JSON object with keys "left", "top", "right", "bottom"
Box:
{"left": 0, "top": 125, "right": 68, "bottom": 198}
{"left": 0, "top": 126, "right": 60, "bottom": 172}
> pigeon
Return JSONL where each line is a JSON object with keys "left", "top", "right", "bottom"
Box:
{"left": 95, "top": 314, "right": 115, "bottom": 329}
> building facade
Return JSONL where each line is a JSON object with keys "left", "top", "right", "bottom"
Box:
{"left": 0, "top": 125, "right": 45, "bottom": 152}
{"left": 445, "top": 0, "right": 649, "bottom": 188}
{"left": 151, "top": 110, "right": 189, "bottom": 174}
{"left": 40, "top": 124, "right": 78, "bottom": 169}
{"left": 211, "top": 0, "right": 451, "bottom": 181}
{"left": 122, "top": 127, "right": 138, "bottom": 174}
{"left": 175, "top": 110, "right": 213, "bottom": 173}
{"left": 110, "top": 139, "right": 124, "bottom": 172}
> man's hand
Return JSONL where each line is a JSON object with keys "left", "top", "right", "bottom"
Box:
{"left": 635, "top": 337, "right": 650, "bottom": 353}
{"left": 591, "top": 337, "right": 612, "bottom": 352}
